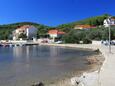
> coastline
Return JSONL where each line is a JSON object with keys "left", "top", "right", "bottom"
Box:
{"left": 47, "top": 55, "right": 104, "bottom": 86}
{"left": 39, "top": 43, "right": 105, "bottom": 86}
{"left": 1, "top": 43, "right": 113, "bottom": 86}
{"left": 39, "top": 44, "right": 98, "bottom": 50}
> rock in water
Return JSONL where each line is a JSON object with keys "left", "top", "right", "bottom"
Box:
{"left": 31, "top": 82, "right": 44, "bottom": 86}
{"left": 71, "top": 76, "right": 85, "bottom": 86}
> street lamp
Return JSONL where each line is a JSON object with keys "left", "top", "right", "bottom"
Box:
{"left": 104, "top": 16, "right": 112, "bottom": 53}
{"left": 109, "top": 21, "right": 111, "bottom": 53}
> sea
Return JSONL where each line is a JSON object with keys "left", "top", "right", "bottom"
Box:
{"left": 0, "top": 45, "right": 97, "bottom": 86}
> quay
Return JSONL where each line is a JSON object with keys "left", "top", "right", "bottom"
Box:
{"left": 0, "top": 40, "right": 39, "bottom": 47}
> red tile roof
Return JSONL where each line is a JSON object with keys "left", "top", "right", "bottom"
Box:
{"left": 74, "top": 25, "right": 96, "bottom": 29}
{"left": 17, "top": 25, "right": 34, "bottom": 30}
{"left": 48, "top": 30, "right": 65, "bottom": 34}
{"left": 111, "top": 18, "right": 115, "bottom": 20}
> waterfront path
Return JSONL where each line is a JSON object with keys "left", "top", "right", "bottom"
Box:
{"left": 40, "top": 44, "right": 115, "bottom": 86}
{"left": 74, "top": 44, "right": 115, "bottom": 86}
{"left": 99, "top": 45, "right": 115, "bottom": 86}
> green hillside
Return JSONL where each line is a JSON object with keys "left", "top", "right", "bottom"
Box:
{"left": 0, "top": 14, "right": 114, "bottom": 40}
{"left": 57, "top": 14, "right": 110, "bottom": 32}
{"left": 0, "top": 22, "right": 51, "bottom": 40}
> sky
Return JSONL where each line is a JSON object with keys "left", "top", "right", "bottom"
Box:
{"left": 0, "top": 0, "right": 114, "bottom": 26}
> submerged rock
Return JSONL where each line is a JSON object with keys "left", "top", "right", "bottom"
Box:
{"left": 31, "top": 82, "right": 44, "bottom": 86}
{"left": 71, "top": 76, "right": 85, "bottom": 86}
{"left": 86, "top": 57, "right": 98, "bottom": 65}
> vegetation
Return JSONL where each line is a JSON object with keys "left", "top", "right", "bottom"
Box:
{"left": 62, "top": 26, "right": 115, "bottom": 44}
{"left": 0, "top": 22, "right": 51, "bottom": 40}
{"left": 57, "top": 14, "right": 110, "bottom": 31}
{"left": 18, "top": 33, "right": 27, "bottom": 39}
{"left": 62, "top": 30, "right": 80, "bottom": 43}
{"left": 83, "top": 38, "right": 92, "bottom": 44}
{"left": 59, "top": 14, "right": 115, "bottom": 44}
{"left": 0, "top": 14, "right": 115, "bottom": 44}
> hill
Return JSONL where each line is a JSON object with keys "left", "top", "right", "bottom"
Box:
{"left": 57, "top": 14, "right": 111, "bottom": 32}
{"left": 0, "top": 22, "right": 51, "bottom": 40}
{"left": 0, "top": 14, "right": 114, "bottom": 40}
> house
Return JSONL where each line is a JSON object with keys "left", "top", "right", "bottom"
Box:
{"left": 12, "top": 25, "right": 38, "bottom": 40}
{"left": 103, "top": 18, "right": 115, "bottom": 27}
{"left": 48, "top": 29, "right": 65, "bottom": 42}
{"left": 74, "top": 25, "right": 96, "bottom": 30}
{"left": 48, "top": 29, "right": 65, "bottom": 38}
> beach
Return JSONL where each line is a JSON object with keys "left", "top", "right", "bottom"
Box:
{"left": 0, "top": 45, "right": 102, "bottom": 86}
{"left": 39, "top": 44, "right": 105, "bottom": 86}
{"left": 0, "top": 43, "right": 114, "bottom": 86}
{"left": 39, "top": 43, "right": 115, "bottom": 86}
{"left": 46, "top": 54, "right": 104, "bottom": 86}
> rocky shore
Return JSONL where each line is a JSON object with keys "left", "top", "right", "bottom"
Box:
{"left": 46, "top": 54, "right": 104, "bottom": 86}
{"left": 38, "top": 44, "right": 105, "bottom": 86}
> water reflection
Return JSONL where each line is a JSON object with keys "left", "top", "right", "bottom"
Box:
{"left": 0, "top": 45, "right": 96, "bottom": 86}
{"left": 13, "top": 47, "right": 23, "bottom": 58}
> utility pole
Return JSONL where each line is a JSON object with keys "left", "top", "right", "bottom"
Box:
{"left": 108, "top": 25, "right": 111, "bottom": 53}
{"left": 104, "top": 16, "right": 112, "bottom": 53}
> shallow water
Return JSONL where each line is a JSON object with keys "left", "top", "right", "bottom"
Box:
{"left": 0, "top": 45, "right": 97, "bottom": 86}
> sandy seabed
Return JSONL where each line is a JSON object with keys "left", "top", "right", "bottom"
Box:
{"left": 43, "top": 52, "right": 105, "bottom": 86}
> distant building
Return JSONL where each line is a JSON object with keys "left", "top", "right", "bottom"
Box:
{"left": 74, "top": 25, "right": 96, "bottom": 30}
{"left": 48, "top": 29, "right": 65, "bottom": 38}
{"left": 12, "top": 25, "right": 38, "bottom": 40}
{"left": 48, "top": 29, "right": 65, "bottom": 42}
{"left": 103, "top": 18, "right": 115, "bottom": 27}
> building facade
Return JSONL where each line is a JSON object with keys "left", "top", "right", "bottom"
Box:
{"left": 104, "top": 18, "right": 115, "bottom": 27}
{"left": 48, "top": 29, "right": 65, "bottom": 42}
{"left": 74, "top": 25, "right": 96, "bottom": 30}
{"left": 12, "top": 25, "right": 38, "bottom": 40}
{"left": 48, "top": 30, "right": 65, "bottom": 38}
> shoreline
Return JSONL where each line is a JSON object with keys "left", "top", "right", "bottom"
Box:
{"left": 39, "top": 43, "right": 105, "bottom": 86}
{"left": 39, "top": 43, "right": 98, "bottom": 50}
{"left": 47, "top": 55, "right": 104, "bottom": 86}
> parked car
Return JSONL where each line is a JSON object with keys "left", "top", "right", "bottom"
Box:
{"left": 101, "top": 40, "right": 108, "bottom": 45}
{"left": 102, "top": 40, "right": 115, "bottom": 45}
{"left": 111, "top": 41, "right": 115, "bottom": 45}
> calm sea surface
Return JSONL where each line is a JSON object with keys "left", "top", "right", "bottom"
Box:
{"left": 0, "top": 45, "right": 97, "bottom": 86}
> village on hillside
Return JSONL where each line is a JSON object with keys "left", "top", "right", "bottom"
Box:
{"left": 0, "top": 16, "right": 115, "bottom": 46}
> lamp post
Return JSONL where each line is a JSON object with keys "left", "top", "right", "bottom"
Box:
{"left": 108, "top": 23, "right": 111, "bottom": 53}
{"left": 105, "top": 16, "right": 112, "bottom": 53}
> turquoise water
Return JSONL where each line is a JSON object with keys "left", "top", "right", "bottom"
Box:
{"left": 0, "top": 45, "right": 96, "bottom": 86}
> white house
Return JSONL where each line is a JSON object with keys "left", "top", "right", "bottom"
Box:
{"left": 48, "top": 29, "right": 65, "bottom": 38}
{"left": 103, "top": 18, "right": 115, "bottom": 27}
{"left": 48, "top": 29, "right": 65, "bottom": 42}
{"left": 12, "top": 25, "right": 38, "bottom": 40}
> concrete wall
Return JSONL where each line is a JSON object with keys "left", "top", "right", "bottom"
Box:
{"left": 9, "top": 40, "right": 27, "bottom": 43}
{"left": 92, "top": 40, "right": 102, "bottom": 45}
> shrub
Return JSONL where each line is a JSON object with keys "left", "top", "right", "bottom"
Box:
{"left": 83, "top": 38, "right": 92, "bottom": 44}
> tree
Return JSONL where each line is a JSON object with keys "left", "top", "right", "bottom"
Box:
{"left": 18, "top": 33, "right": 27, "bottom": 39}
{"left": 62, "top": 30, "right": 80, "bottom": 43}
{"left": 0, "top": 22, "right": 50, "bottom": 40}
